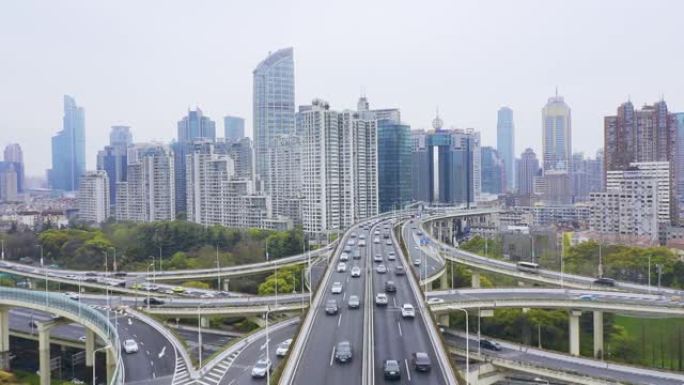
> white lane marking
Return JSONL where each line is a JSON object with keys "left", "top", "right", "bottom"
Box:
{"left": 153, "top": 372, "right": 156, "bottom": 379}
{"left": 150, "top": 360, "right": 154, "bottom": 366}
{"left": 393, "top": 297, "right": 397, "bottom": 308}
{"left": 343, "top": 292, "right": 346, "bottom": 301}
{"left": 158, "top": 346, "right": 166, "bottom": 358}
{"left": 404, "top": 359, "right": 411, "bottom": 382}
{"left": 146, "top": 350, "right": 150, "bottom": 356}
{"left": 329, "top": 346, "right": 336, "bottom": 366}
{"left": 337, "top": 314, "right": 342, "bottom": 327}
{"left": 397, "top": 322, "right": 403, "bottom": 337}
{"left": 139, "top": 341, "right": 144, "bottom": 346}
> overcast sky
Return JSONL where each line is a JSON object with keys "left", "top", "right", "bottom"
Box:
{"left": 2, "top": 0, "right": 683, "bottom": 177}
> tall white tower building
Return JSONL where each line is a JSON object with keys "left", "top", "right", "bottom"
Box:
{"left": 542, "top": 91, "right": 572, "bottom": 171}
{"left": 78, "top": 170, "right": 110, "bottom": 224}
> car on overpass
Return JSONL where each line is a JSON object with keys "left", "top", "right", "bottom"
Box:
{"left": 334, "top": 341, "right": 353, "bottom": 363}
{"left": 375, "top": 293, "right": 388, "bottom": 306}
{"left": 348, "top": 295, "right": 360, "bottom": 309}
{"left": 276, "top": 339, "right": 293, "bottom": 357}
{"left": 351, "top": 265, "right": 361, "bottom": 277}
{"left": 401, "top": 304, "right": 415, "bottom": 318}
{"left": 383, "top": 359, "right": 401, "bottom": 380}
{"left": 123, "top": 339, "right": 139, "bottom": 354}
{"left": 325, "top": 299, "right": 339, "bottom": 315}
{"left": 331, "top": 282, "right": 343, "bottom": 294}
{"left": 479, "top": 339, "right": 502, "bottom": 351}
{"left": 411, "top": 352, "right": 432, "bottom": 372}
{"left": 251, "top": 358, "right": 272, "bottom": 378}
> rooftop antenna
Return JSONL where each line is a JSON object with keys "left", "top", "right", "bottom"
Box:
{"left": 555, "top": 86, "right": 558, "bottom": 97}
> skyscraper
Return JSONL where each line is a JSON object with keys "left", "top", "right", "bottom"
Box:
{"left": 481, "top": 146, "right": 504, "bottom": 195}
{"left": 224, "top": 116, "right": 245, "bottom": 141}
{"left": 542, "top": 92, "right": 572, "bottom": 171}
{"left": 97, "top": 126, "right": 132, "bottom": 208}
{"left": 604, "top": 100, "right": 678, "bottom": 221}
{"left": 377, "top": 120, "right": 412, "bottom": 212}
{"left": 0, "top": 163, "right": 18, "bottom": 202}
{"left": 517, "top": 148, "right": 540, "bottom": 197}
{"left": 268, "top": 134, "right": 302, "bottom": 223}
{"left": 496, "top": 107, "right": 515, "bottom": 191}
{"left": 116, "top": 144, "right": 175, "bottom": 222}
{"left": 3, "top": 143, "right": 24, "bottom": 192}
{"left": 297, "top": 99, "right": 378, "bottom": 236}
{"left": 173, "top": 108, "right": 216, "bottom": 215}
{"left": 253, "top": 48, "right": 295, "bottom": 189}
{"left": 675, "top": 113, "right": 684, "bottom": 216}
{"left": 77, "top": 170, "right": 109, "bottom": 224}
{"left": 50, "top": 95, "right": 85, "bottom": 191}
{"left": 410, "top": 130, "right": 432, "bottom": 203}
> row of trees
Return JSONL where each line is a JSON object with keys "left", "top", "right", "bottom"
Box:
{"left": 1, "top": 220, "right": 306, "bottom": 271}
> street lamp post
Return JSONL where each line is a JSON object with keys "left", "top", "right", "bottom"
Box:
{"left": 197, "top": 303, "right": 203, "bottom": 368}
{"left": 215, "top": 243, "right": 221, "bottom": 290}
{"left": 453, "top": 307, "right": 470, "bottom": 385}
{"left": 146, "top": 263, "right": 154, "bottom": 311}
{"left": 265, "top": 305, "right": 271, "bottom": 385}
{"left": 35, "top": 245, "right": 47, "bottom": 306}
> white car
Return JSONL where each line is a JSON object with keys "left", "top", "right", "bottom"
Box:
{"left": 64, "top": 292, "right": 79, "bottom": 300}
{"left": 401, "top": 304, "right": 415, "bottom": 318}
{"left": 340, "top": 253, "right": 349, "bottom": 262}
{"left": 375, "top": 293, "right": 388, "bottom": 306}
{"left": 413, "top": 258, "right": 422, "bottom": 266}
{"left": 276, "top": 338, "right": 293, "bottom": 357}
{"left": 385, "top": 239, "right": 392, "bottom": 246}
{"left": 373, "top": 237, "right": 381, "bottom": 244}
{"left": 251, "top": 358, "right": 272, "bottom": 378}
{"left": 331, "top": 282, "right": 343, "bottom": 294}
{"left": 387, "top": 253, "right": 396, "bottom": 261}
{"left": 337, "top": 262, "right": 347, "bottom": 273}
{"left": 123, "top": 339, "right": 139, "bottom": 354}
{"left": 427, "top": 297, "right": 444, "bottom": 305}
{"left": 351, "top": 266, "right": 361, "bottom": 278}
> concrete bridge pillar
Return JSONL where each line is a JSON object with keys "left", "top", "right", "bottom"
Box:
{"left": 569, "top": 310, "right": 582, "bottom": 356}
{"left": 593, "top": 311, "right": 604, "bottom": 359}
{"left": 440, "top": 271, "right": 449, "bottom": 290}
{"left": 438, "top": 313, "right": 450, "bottom": 328}
{"left": 37, "top": 323, "right": 51, "bottom": 385}
{"left": 85, "top": 329, "right": 95, "bottom": 367}
{"left": 0, "top": 307, "right": 9, "bottom": 369}
{"left": 437, "top": 222, "right": 443, "bottom": 243}
{"left": 200, "top": 316, "right": 210, "bottom": 328}
{"left": 106, "top": 348, "right": 116, "bottom": 383}
{"left": 222, "top": 279, "right": 230, "bottom": 292}
{"left": 471, "top": 271, "right": 481, "bottom": 288}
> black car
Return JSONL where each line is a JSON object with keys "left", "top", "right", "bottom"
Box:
{"left": 325, "top": 299, "right": 339, "bottom": 315}
{"left": 384, "top": 281, "right": 397, "bottom": 293}
{"left": 143, "top": 297, "right": 165, "bottom": 305}
{"left": 334, "top": 341, "right": 352, "bottom": 363}
{"left": 411, "top": 352, "right": 432, "bottom": 372}
{"left": 383, "top": 359, "right": 401, "bottom": 380}
{"left": 479, "top": 339, "right": 502, "bottom": 351}
{"left": 593, "top": 277, "right": 616, "bottom": 287}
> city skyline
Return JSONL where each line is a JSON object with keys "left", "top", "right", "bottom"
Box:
{"left": 2, "top": 1, "right": 683, "bottom": 176}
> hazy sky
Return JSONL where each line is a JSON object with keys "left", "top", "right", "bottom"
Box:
{"left": 2, "top": 0, "right": 684, "bottom": 177}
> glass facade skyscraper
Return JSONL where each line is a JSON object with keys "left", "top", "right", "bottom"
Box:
{"left": 224, "top": 115, "right": 245, "bottom": 141}
{"left": 253, "top": 47, "right": 295, "bottom": 189}
{"left": 496, "top": 106, "right": 515, "bottom": 191}
{"left": 378, "top": 120, "right": 412, "bottom": 212}
{"left": 50, "top": 95, "right": 85, "bottom": 191}
{"left": 481, "top": 146, "right": 504, "bottom": 195}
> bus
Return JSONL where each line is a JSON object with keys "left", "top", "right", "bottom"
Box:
{"left": 516, "top": 261, "right": 539, "bottom": 274}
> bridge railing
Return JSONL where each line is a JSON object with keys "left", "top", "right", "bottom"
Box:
{"left": 0, "top": 287, "right": 123, "bottom": 385}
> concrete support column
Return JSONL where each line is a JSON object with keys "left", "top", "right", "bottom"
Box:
{"left": 38, "top": 324, "right": 51, "bottom": 385}
{"left": 471, "top": 272, "right": 481, "bottom": 288}
{"left": 437, "top": 222, "right": 443, "bottom": 243}
{"left": 438, "top": 313, "right": 450, "bottom": 328}
{"left": 200, "top": 316, "right": 209, "bottom": 328}
{"left": 106, "top": 348, "right": 116, "bottom": 383}
{"left": 593, "top": 311, "right": 604, "bottom": 359}
{"left": 85, "top": 329, "right": 95, "bottom": 367}
{"left": 222, "top": 279, "right": 230, "bottom": 292}
{"left": 440, "top": 271, "right": 449, "bottom": 290}
{"left": 569, "top": 310, "right": 582, "bottom": 356}
{"left": 0, "top": 307, "right": 9, "bottom": 370}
